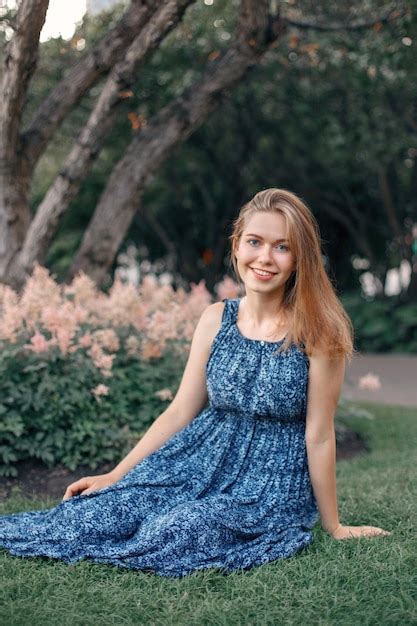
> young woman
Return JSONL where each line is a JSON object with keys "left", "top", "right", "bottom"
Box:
{"left": 0, "top": 188, "right": 390, "bottom": 577}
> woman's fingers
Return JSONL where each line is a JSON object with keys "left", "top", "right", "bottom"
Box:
{"left": 333, "top": 524, "right": 391, "bottom": 540}
{"left": 362, "top": 525, "right": 391, "bottom": 537}
{"left": 62, "top": 477, "right": 91, "bottom": 501}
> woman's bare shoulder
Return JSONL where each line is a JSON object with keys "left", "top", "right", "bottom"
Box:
{"left": 200, "top": 301, "right": 226, "bottom": 335}
{"left": 191, "top": 301, "right": 226, "bottom": 355}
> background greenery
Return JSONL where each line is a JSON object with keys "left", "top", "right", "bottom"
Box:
{"left": 342, "top": 293, "right": 417, "bottom": 353}
{"left": 0, "top": 338, "right": 186, "bottom": 476}
{"left": 11, "top": 1, "right": 414, "bottom": 298}
{"left": 2, "top": 2, "right": 415, "bottom": 351}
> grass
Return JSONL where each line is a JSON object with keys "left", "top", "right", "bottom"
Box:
{"left": 0, "top": 402, "right": 416, "bottom": 626}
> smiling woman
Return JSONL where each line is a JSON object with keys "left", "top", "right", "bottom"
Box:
{"left": 0, "top": 188, "right": 391, "bottom": 578}
{"left": 230, "top": 189, "right": 353, "bottom": 357}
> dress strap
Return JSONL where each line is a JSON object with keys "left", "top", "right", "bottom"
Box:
{"left": 221, "top": 298, "right": 239, "bottom": 326}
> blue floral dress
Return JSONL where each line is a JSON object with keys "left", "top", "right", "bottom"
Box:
{"left": 0, "top": 298, "right": 319, "bottom": 577}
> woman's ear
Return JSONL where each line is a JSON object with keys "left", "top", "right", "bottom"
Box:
{"left": 232, "top": 238, "right": 239, "bottom": 257}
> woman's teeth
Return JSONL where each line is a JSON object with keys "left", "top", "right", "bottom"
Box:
{"left": 252, "top": 268, "right": 274, "bottom": 276}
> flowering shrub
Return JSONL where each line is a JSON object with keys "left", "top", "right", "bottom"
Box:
{"left": 358, "top": 372, "right": 382, "bottom": 391}
{"left": 0, "top": 265, "right": 241, "bottom": 476}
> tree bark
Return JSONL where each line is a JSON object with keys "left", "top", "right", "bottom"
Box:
{"left": 0, "top": 0, "right": 49, "bottom": 280}
{"left": 283, "top": 5, "right": 407, "bottom": 32}
{"left": 0, "top": 0, "right": 157, "bottom": 285}
{"left": 69, "top": 0, "right": 284, "bottom": 284}
{"left": 21, "top": 0, "right": 156, "bottom": 170}
{"left": 8, "top": 0, "right": 195, "bottom": 287}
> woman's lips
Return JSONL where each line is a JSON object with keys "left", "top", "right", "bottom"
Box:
{"left": 250, "top": 267, "right": 276, "bottom": 281}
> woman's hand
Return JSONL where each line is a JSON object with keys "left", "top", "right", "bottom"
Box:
{"left": 330, "top": 523, "right": 391, "bottom": 540}
{"left": 62, "top": 472, "right": 119, "bottom": 501}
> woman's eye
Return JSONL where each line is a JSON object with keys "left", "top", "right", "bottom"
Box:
{"left": 247, "top": 239, "right": 288, "bottom": 251}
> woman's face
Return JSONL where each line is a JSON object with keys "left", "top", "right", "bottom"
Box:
{"left": 233, "top": 211, "right": 296, "bottom": 294}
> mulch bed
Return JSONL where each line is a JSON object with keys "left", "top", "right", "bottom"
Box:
{"left": 0, "top": 424, "right": 367, "bottom": 503}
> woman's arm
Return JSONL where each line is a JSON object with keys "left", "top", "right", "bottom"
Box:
{"left": 109, "top": 302, "right": 224, "bottom": 481}
{"left": 62, "top": 302, "right": 225, "bottom": 500}
{"left": 305, "top": 353, "right": 391, "bottom": 540}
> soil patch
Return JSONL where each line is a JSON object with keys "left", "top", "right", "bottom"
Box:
{"left": 0, "top": 423, "right": 368, "bottom": 503}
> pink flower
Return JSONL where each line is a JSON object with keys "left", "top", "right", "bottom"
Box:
{"left": 25, "top": 330, "right": 50, "bottom": 353}
{"left": 92, "top": 328, "right": 120, "bottom": 352}
{"left": 56, "top": 328, "right": 75, "bottom": 355}
{"left": 97, "top": 354, "right": 114, "bottom": 370}
{"left": 89, "top": 343, "right": 115, "bottom": 373}
{"left": 126, "top": 335, "right": 141, "bottom": 356}
{"left": 64, "top": 272, "right": 97, "bottom": 304}
{"left": 0, "top": 285, "right": 23, "bottom": 343}
{"left": 154, "top": 388, "right": 173, "bottom": 401}
{"left": 190, "top": 279, "right": 208, "bottom": 296}
{"left": 20, "top": 264, "right": 61, "bottom": 320}
{"left": 1, "top": 262, "right": 223, "bottom": 367}
{"left": 91, "top": 384, "right": 109, "bottom": 400}
{"left": 215, "top": 276, "right": 242, "bottom": 300}
{"left": 141, "top": 340, "right": 163, "bottom": 361}
{"left": 358, "top": 372, "right": 381, "bottom": 391}
{"left": 188, "top": 279, "right": 212, "bottom": 317}
{"left": 78, "top": 332, "right": 93, "bottom": 348}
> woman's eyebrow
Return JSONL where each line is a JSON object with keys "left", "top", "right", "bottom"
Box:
{"left": 245, "top": 233, "right": 288, "bottom": 242}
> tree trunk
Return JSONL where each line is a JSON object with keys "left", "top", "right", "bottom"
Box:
{"left": 0, "top": 0, "right": 49, "bottom": 281}
{"left": 69, "top": 0, "right": 284, "bottom": 284}
{"left": 0, "top": 0, "right": 156, "bottom": 285}
{"left": 7, "top": 0, "right": 194, "bottom": 288}
{"left": 21, "top": 0, "right": 155, "bottom": 169}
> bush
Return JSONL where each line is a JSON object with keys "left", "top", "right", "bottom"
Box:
{"left": 342, "top": 293, "right": 417, "bottom": 353}
{"left": 0, "top": 265, "right": 241, "bottom": 476}
{"left": 0, "top": 344, "right": 185, "bottom": 477}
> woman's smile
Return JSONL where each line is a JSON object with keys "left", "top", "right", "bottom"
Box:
{"left": 250, "top": 267, "right": 277, "bottom": 280}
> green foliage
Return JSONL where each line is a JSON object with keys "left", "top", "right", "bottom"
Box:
{"left": 5, "top": 1, "right": 414, "bottom": 297}
{"left": 130, "top": 1, "right": 417, "bottom": 293}
{"left": 342, "top": 292, "right": 417, "bottom": 352}
{"left": 0, "top": 340, "right": 185, "bottom": 477}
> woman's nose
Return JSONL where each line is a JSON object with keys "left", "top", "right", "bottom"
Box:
{"left": 257, "top": 245, "right": 274, "bottom": 263}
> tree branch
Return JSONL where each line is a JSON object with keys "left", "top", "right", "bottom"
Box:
{"left": 0, "top": 0, "right": 49, "bottom": 156}
{"left": 9, "top": 0, "right": 195, "bottom": 283}
{"left": 0, "top": 0, "right": 48, "bottom": 279}
{"left": 20, "top": 0, "right": 157, "bottom": 170}
{"left": 68, "top": 0, "right": 285, "bottom": 283}
{"left": 282, "top": 5, "right": 407, "bottom": 32}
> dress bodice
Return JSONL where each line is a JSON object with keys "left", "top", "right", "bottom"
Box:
{"left": 206, "top": 298, "right": 309, "bottom": 422}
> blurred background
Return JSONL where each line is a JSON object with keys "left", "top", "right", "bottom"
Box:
{"left": 1, "top": 0, "right": 416, "bottom": 356}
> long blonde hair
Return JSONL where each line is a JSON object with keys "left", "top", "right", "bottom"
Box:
{"left": 229, "top": 188, "right": 354, "bottom": 360}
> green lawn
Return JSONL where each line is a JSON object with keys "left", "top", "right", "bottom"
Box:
{"left": 1, "top": 403, "right": 416, "bottom": 626}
